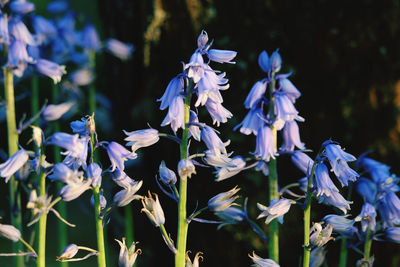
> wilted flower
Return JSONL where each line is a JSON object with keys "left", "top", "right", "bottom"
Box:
{"left": 257, "top": 198, "right": 291, "bottom": 224}
{"left": 186, "top": 251, "right": 203, "bottom": 267}
{"left": 178, "top": 159, "right": 196, "bottom": 179}
{"left": 0, "top": 223, "right": 21, "bottom": 242}
{"left": 0, "top": 148, "right": 30, "bottom": 182}
{"left": 31, "top": 125, "right": 44, "bottom": 148}
{"left": 310, "top": 223, "right": 334, "bottom": 247}
{"left": 208, "top": 186, "right": 240, "bottom": 212}
{"left": 113, "top": 180, "right": 143, "bottom": 207}
{"left": 249, "top": 252, "right": 280, "bottom": 267}
{"left": 141, "top": 192, "right": 165, "bottom": 227}
{"left": 116, "top": 238, "right": 141, "bottom": 267}
{"left": 123, "top": 128, "right": 159, "bottom": 153}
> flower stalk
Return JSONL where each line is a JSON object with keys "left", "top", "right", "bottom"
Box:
{"left": 37, "top": 148, "right": 47, "bottom": 267}
{"left": 175, "top": 85, "right": 192, "bottom": 267}
{"left": 363, "top": 228, "right": 372, "bottom": 261}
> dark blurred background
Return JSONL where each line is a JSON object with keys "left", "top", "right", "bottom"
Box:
{"left": 2, "top": 0, "right": 400, "bottom": 266}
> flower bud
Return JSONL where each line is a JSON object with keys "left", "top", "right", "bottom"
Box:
{"left": 197, "top": 30, "right": 208, "bottom": 48}
{"left": 86, "top": 113, "right": 96, "bottom": 135}
{"left": 0, "top": 224, "right": 21, "bottom": 242}
{"left": 159, "top": 161, "right": 177, "bottom": 185}
{"left": 269, "top": 49, "right": 282, "bottom": 73}
{"left": 31, "top": 125, "right": 44, "bottom": 148}
{"left": 57, "top": 244, "right": 79, "bottom": 260}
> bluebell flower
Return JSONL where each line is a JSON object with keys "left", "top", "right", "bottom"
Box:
{"left": 186, "top": 51, "right": 206, "bottom": 83}
{"left": 323, "top": 144, "right": 358, "bottom": 186}
{"left": 274, "top": 92, "right": 303, "bottom": 125}
{"left": 208, "top": 186, "right": 240, "bottom": 212}
{"left": 115, "top": 238, "right": 141, "bottom": 267}
{"left": 161, "top": 95, "right": 185, "bottom": 133}
{"left": 310, "top": 247, "right": 326, "bottom": 267}
{"left": 257, "top": 198, "right": 291, "bottom": 224}
{"left": 204, "top": 98, "right": 233, "bottom": 126}
{"left": 291, "top": 151, "right": 314, "bottom": 175}
{"left": 318, "top": 190, "right": 351, "bottom": 214}
{"left": 104, "top": 38, "right": 134, "bottom": 61}
{"left": 34, "top": 59, "right": 66, "bottom": 84}
{"left": 178, "top": 158, "right": 196, "bottom": 179}
{"left": 244, "top": 81, "right": 267, "bottom": 109}
{"left": 249, "top": 252, "right": 280, "bottom": 267}
{"left": 123, "top": 128, "right": 159, "bottom": 153}
{"left": 42, "top": 101, "right": 75, "bottom": 121}
{"left": 357, "top": 157, "right": 391, "bottom": 184}
{"left": 157, "top": 75, "right": 184, "bottom": 110}
{"left": 269, "top": 49, "right": 282, "bottom": 73}
{"left": 310, "top": 223, "right": 334, "bottom": 247}
{"left": 280, "top": 120, "right": 305, "bottom": 151}
{"left": 106, "top": 141, "right": 137, "bottom": 171}
{"left": 258, "top": 50, "right": 270, "bottom": 73}
{"left": 70, "top": 118, "right": 89, "bottom": 136}
{"left": 237, "top": 108, "right": 265, "bottom": 136}
{"left": 59, "top": 178, "right": 92, "bottom": 201}
{"left": 201, "top": 126, "right": 230, "bottom": 155}
{"left": 376, "top": 190, "right": 400, "bottom": 227}
{"left": 9, "top": 17, "right": 36, "bottom": 46}
{"left": 48, "top": 163, "right": 82, "bottom": 183}
{"left": 313, "top": 163, "right": 340, "bottom": 198}
{"left": 6, "top": 39, "right": 34, "bottom": 77}
{"left": 189, "top": 110, "right": 201, "bottom": 141}
{"left": 0, "top": 224, "right": 21, "bottom": 242}
{"left": 141, "top": 192, "right": 165, "bottom": 227}
{"left": 0, "top": 14, "right": 9, "bottom": 44}
{"left": 49, "top": 133, "right": 88, "bottom": 166}
{"left": 203, "top": 149, "right": 234, "bottom": 168}
{"left": 32, "top": 16, "right": 57, "bottom": 45}
{"left": 0, "top": 148, "right": 29, "bottom": 182}
{"left": 206, "top": 49, "right": 237, "bottom": 64}
{"left": 69, "top": 68, "right": 94, "bottom": 86}
{"left": 159, "top": 161, "right": 177, "bottom": 185}
{"left": 355, "top": 177, "right": 377, "bottom": 204}
{"left": 215, "top": 156, "right": 246, "bottom": 182}
{"left": 215, "top": 207, "right": 247, "bottom": 224}
{"left": 87, "top": 163, "right": 102, "bottom": 188}
{"left": 197, "top": 30, "right": 208, "bottom": 47}
{"left": 113, "top": 180, "right": 143, "bottom": 207}
{"left": 82, "top": 23, "right": 101, "bottom": 51}
{"left": 323, "top": 214, "right": 357, "bottom": 237}
{"left": 279, "top": 78, "right": 301, "bottom": 102}
{"left": 10, "top": 0, "right": 35, "bottom": 14}
{"left": 354, "top": 202, "right": 377, "bottom": 232}
{"left": 254, "top": 126, "right": 276, "bottom": 162}
{"left": 385, "top": 227, "right": 400, "bottom": 243}
{"left": 57, "top": 244, "right": 78, "bottom": 260}
{"left": 255, "top": 161, "right": 269, "bottom": 176}
{"left": 194, "top": 66, "right": 227, "bottom": 107}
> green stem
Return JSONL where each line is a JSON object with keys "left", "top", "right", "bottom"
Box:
{"left": 31, "top": 76, "right": 39, "bottom": 126}
{"left": 363, "top": 228, "right": 372, "bottom": 261}
{"left": 302, "top": 160, "right": 319, "bottom": 267}
{"left": 267, "top": 72, "right": 279, "bottom": 263}
{"left": 4, "top": 56, "right": 24, "bottom": 267}
{"left": 124, "top": 206, "right": 134, "bottom": 245}
{"left": 160, "top": 224, "right": 175, "bottom": 251}
{"left": 37, "top": 151, "right": 47, "bottom": 267}
{"left": 89, "top": 50, "right": 96, "bottom": 115}
{"left": 19, "top": 237, "right": 37, "bottom": 257}
{"left": 175, "top": 87, "right": 192, "bottom": 267}
{"left": 52, "top": 82, "right": 69, "bottom": 267}
{"left": 338, "top": 186, "right": 352, "bottom": 267}
{"left": 93, "top": 187, "right": 106, "bottom": 267}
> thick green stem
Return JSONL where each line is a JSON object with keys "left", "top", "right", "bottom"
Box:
{"left": 303, "top": 161, "right": 319, "bottom": 267}
{"left": 37, "top": 151, "right": 47, "bottom": 267}
{"left": 89, "top": 50, "right": 96, "bottom": 115}
{"left": 175, "top": 88, "right": 192, "bottom": 267}
{"left": 52, "top": 83, "right": 69, "bottom": 267}
{"left": 4, "top": 62, "right": 24, "bottom": 267}
{"left": 363, "top": 228, "right": 372, "bottom": 261}
{"left": 267, "top": 72, "right": 279, "bottom": 262}
{"left": 93, "top": 187, "right": 106, "bottom": 267}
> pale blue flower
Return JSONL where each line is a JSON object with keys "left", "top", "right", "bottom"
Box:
{"left": 9, "top": 17, "right": 36, "bottom": 46}
{"left": 42, "top": 101, "right": 74, "bottom": 121}
{"left": 203, "top": 149, "right": 234, "bottom": 168}
{"left": 161, "top": 95, "right": 185, "bottom": 133}
{"left": 318, "top": 190, "right": 351, "bottom": 214}
{"left": 10, "top": 0, "right": 35, "bottom": 14}
{"left": 206, "top": 49, "right": 237, "bottom": 64}
{"left": 113, "top": 180, "right": 143, "bottom": 207}
{"left": 87, "top": 163, "right": 102, "bottom": 188}
{"left": 6, "top": 40, "right": 34, "bottom": 77}
{"left": 0, "top": 224, "right": 21, "bottom": 242}
{"left": 313, "top": 163, "right": 340, "bottom": 198}
{"left": 279, "top": 78, "right": 301, "bottom": 102}
{"left": 116, "top": 238, "right": 141, "bottom": 267}
{"left": 257, "top": 198, "right": 291, "bottom": 224}
{"left": 178, "top": 158, "right": 196, "bottom": 179}
{"left": 258, "top": 50, "right": 270, "bottom": 73}
{"left": 354, "top": 202, "right": 376, "bottom": 232}
{"left": 48, "top": 163, "right": 82, "bottom": 183}
{"left": 204, "top": 98, "right": 233, "bottom": 126}
{"left": 82, "top": 23, "right": 100, "bottom": 51}
{"left": 159, "top": 161, "right": 177, "bottom": 185}
{"left": 189, "top": 111, "right": 201, "bottom": 141}
{"left": 32, "top": 16, "right": 57, "bottom": 45}
{"left": 70, "top": 118, "right": 88, "bottom": 136}
{"left": 123, "top": 128, "right": 159, "bottom": 153}
{"left": 201, "top": 126, "right": 230, "bottom": 155}
{"left": 106, "top": 141, "right": 137, "bottom": 171}
{"left": 254, "top": 126, "right": 276, "bottom": 162}
{"left": 377, "top": 190, "right": 400, "bottom": 227}
{"left": 59, "top": 178, "right": 92, "bottom": 201}
{"left": 0, "top": 149, "right": 29, "bottom": 182}
{"left": 194, "top": 65, "right": 227, "bottom": 107}
{"left": 236, "top": 108, "right": 265, "bottom": 136}
{"left": 141, "top": 192, "right": 165, "bottom": 227}
{"left": 385, "top": 227, "right": 400, "bottom": 243}
{"left": 215, "top": 156, "right": 246, "bottom": 182}
{"left": 323, "top": 214, "right": 357, "bottom": 236}
{"left": 158, "top": 75, "right": 184, "bottom": 110}
{"left": 309, "top": 247, "right": 326, "bottom": 267}
{"left": 355, "top": 177, "right": 377, "bottom": 204}
{"left": 274, "top": 92, "right": 303, "bottom": 124}
{"left": 291, "top": 151, "right": 314, "bottom": 175}
{"left": 186, "top": 51, "right": 206, "bottom": 83}
{"left": 357, "top": 156, "right": 391, "bottom": 184}
{"left": 215, "top": 207, "right": 247, "bottom": 224}
{"left": 69, "top": 68, "right": 94, "bottom": 86}
{"left": 269, "top": 49, "right": 282, "bottom": 73}
{"left": 208, "top": 186, "right": 240, "bottom": 212}
{"left": 35, "top": 59, "right": 66, "bottom": 84}
{"left": 49, "top": 133, "right": 88, "bottom": 165}
{"left": 249, "top": 252, "right": 280, "bottom": 267}
{"left": 0, "top": 14, "right": 9, "bottom": 44}
{"left": 104, "top": 38, "right": 134, "bottom": 61}
{"left": 280, "top": 120, "right": 305, "bottom": 151}
{"left": 244, "top": 81, "right": 267, "bottom": 109}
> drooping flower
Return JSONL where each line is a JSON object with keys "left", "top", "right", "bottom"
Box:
{"left": 49, "top": 132, "right": 88, "bottom": 167}
{"left": 236, "top": 108, "right": 265, "bottom": 136}
{"left": 355, "top": 178, "right": 377, "bottom": 204}
{"left": 48, "top": 163, "right": 82, "bottom": 183}
{"left": 82, "top": 23, "right": 101, "bottom": 52}
{"left": 309, "top": 247, "right": 326, "bottom": 267}
{"left": 206, "top": 49, "right": 237, "bottom": 64}
{"left": 357, "top": 156, "right": 391, "bottom": 183}
{"left": 141, "top": 192, "right": 165, "bottom": 227}
{"left": 112, "top": 171, "right": 143, "bottom": 207}
{"left": 9, "top": 17, "right": 36, "bottom": 46}
{"left": 201, "top": 126, "right": 230, "bottom": 155}
{"left": 32, "top": 16, "right": 57, "bottom": 45}
{"left": 385, "top": 227, "right": 400, "bottom": 243}
{"left": 274, "top": 93, "right": 303, "bottom": 124}
{"left": 159, "top": 161, "right": 177, "bottom": 185}
{"left": 59, "top": 178, "right": 92, "bottom": 202}
{"left": 42, "top": 102, "right": 74, "bottom": 121}
{"left": 123, "top": 128, "right": 159, "bottom": 153}
{"left": 34, "top": 59, "right": 66, "bottom": 84}
{"left": 161, "top": 95, "right": 185, "bottom": 133}
{"left": 323, "top": 214, "right": 357, "bottom": 237}
{"left": 104, "top": 38, "right": 134, "bottom": 61}
{"left": 254, "top": 126, "right": 276, "bottom": 162}
{"left": 115, "top": 237, "right": 141, "bottom": 267}
{"left": 280, "top": 120, "right": 305, "bottom": 151}
{"left": 6, "top": 39, "right": 34, "bottom": 77}
{"left": 278, "top": 78, "right": 301, "bottom": 102}
{"left": 57, "top": 244, "right": 79, "bottom": 260}
{"left": 354, "top": 202, "right": 377, "bottom": 232}
{"left": 215, "top": 207, "right": 247, "bottom": 224}
{"left": 318, "top": 190, "right": 352, "bottom": 214}
{"left": 87, "top": 163, "right": 102, "bottom": 188}
{"left": 106, "top": 141, "right": 137, "bottom": 171}
{"left": 215, "top": 156, "right": 246, "bottom": 182}
{"left": 0, "top": 148, "right": 29, "bottom": 182}
{"left": 291, "top": 151, "right": 314, "bottom": 175}
{"left": 244, "top": 81, "right": 267, "bottom": 109}
{"left": 313, "top": 163, "right": 340, "bottom": 198}
{"left": 158, "top": 75, "right": 184, "bottom": 110}
{"left": 204, "top": 98, "right": 233, "bottom": 126}
{"left": 185, "top": 251, "right": 203, "bottom": 267}
{"left": 257, "top": 198, "right": 291, "bottom": 224}
{"left": 376, "top": 190, "right": 400, "bottom": 227}
{"left": 208, "top": 186, "right": 240, "bottom": 212}
{"left": 189, "top": 111, "right": 201, "bottom": 141}
{"left": 178, "top": 159, "right": 196, "bottom": 179}
{"left": 10, "top": 0, "right": 35, "bottom": 14}
{"left": 249, "top": 252, "right": 280, "bottom": 267}
{"left": 69, "top": 68, "right": 94, "bottom": 86}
